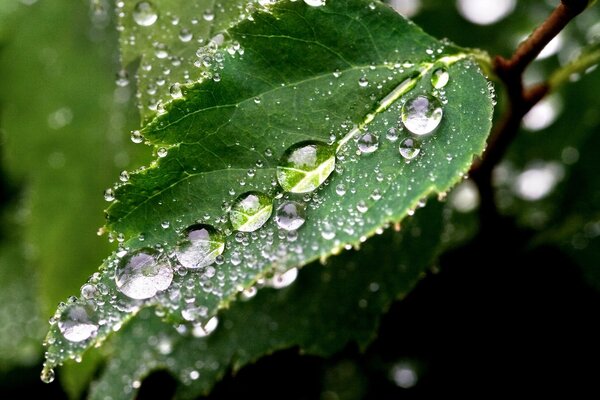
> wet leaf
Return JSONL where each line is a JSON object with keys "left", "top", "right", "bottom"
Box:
{"left": 42, "top": 0, "right": 493, "bottom": 381}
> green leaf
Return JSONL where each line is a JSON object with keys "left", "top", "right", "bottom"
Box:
{"left": 118, "top": 0, "right": 256, "bottom": 121}
{"left": 89, "top": 202, "right": 445, "bottom": 400}
{"left": 42, "top": 0, "right": 493, "bottom": 380}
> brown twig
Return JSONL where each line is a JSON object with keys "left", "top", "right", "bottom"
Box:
{"left": 470, "top": 0, "right": 590, "bottom": 228}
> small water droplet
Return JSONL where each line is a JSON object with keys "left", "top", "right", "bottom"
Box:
{"left": 386, "top": 127, "right": 399, "bottom": 142}
{"left": 40, "top": 368, "right": 55, "bottom": 384}
{"left": 169, "top": 83, "right": 183, "bottom": 99}
{"left": 358, "top": 76, "right": 369, "bottom": 87}
{"left": 178, "top": 28, "right": 192, "bottom": 42}
{"left": 133, "top": 1, "right": 158, "bottom": 27}
{"left": 192, "top": 316, "right": 219, "bottom": 337}
{"left": 321, "top": 222, "right": 336, "bottom": 240}
{"left": 431, "top": 67, "right": 449, "bottom": 89}
{"left": 275, "top": 201, "right": 306, "bottom": 231}
{"left": 268, "top": 268, "right": 298, "bottom": 289}
{"left": 356, "top": 200, "right": 369, "bottom": 213}
{"left": 175, "top": 224, "right": 225, "bottom": 269}
{"left": 104, "top": 188, "right": 115, "bottom": 202}
{"left": 336, "top": 183, "right": 346, "bottom": 196}
{"left": 119, "top": 171, "right": 130, "bottom": 182}
{"left": 357, "top": 132, "right": 379, "bottom": 154}
{"left": 115, "top": 69, "right": 129, "bottom": 87}
{"left": 229, "top": 191, "right": 273, "bottom": 232}
{"left": 131, "top": 130, "right": 143, "bottom": 144}
{"left": 401, "top": 94, "right": 443, "bottom": 135}
{"left": 157, "top": 147, "right": 168, "bottom": 157}
{"left": 58, "top": 303, "right": 99, "bottom": 342}
{"left": 277, "top": 141, "right": 335, "bottom": 193}
{"left": 202, "top": 9, "right": 214, "bottom": 21}
{"left": 115, "top": 248, "right": 173, "bottom": 300}
{"left": 399, "top": 137, "right": 420, "bottom": 160}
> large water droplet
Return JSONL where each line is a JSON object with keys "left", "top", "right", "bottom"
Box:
{"left": 115, "top": 248, "right": 173, "bottom": 300}
{"left": 133, "top": 1, "right": 158, "bottom": 27}
{"left": 431, "top": 68, "right": 449, "bottom": 89}
{"left": 40, "top": 368, "right": 55, "bottom": 384}
{"left": 401, "top": 95, "right": 443, "bottom": 135}
{"left": 175, "top": 224, "right": 225, "bottom": 269}
{"left": 357, "top": 132, "right": 379, "bottom": 154}
{"left": 275, "top": 201, "right": 306, "bottom": 231}
{"left": 277, "top": 141, "right": 335, "bottom": 193}
{"left": 229, "top": 191, "right": 273, "bottom": 232}
{"left": 58, "top": 303, "right": 99, "bottom": 342}
{"left": 399, "top": 138, "right": 420, "bottom": 160}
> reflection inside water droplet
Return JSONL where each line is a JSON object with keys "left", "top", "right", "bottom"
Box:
{"left": 275, "top": 201, "right": 306, "bottom": 231}
{"left": 58, "top": 303, "right": 99, "bottom": 342}
{"left": 115, "top": 248, "right": 173, "bottom": 300}
{"left": 229, "top": 191, "right": 273, "bottom": 232}
{"left": 401, "top": 95, "right": 443, "bottom": 135}
{"left": 277, "top": 141, "right": 335, "bottom": 193}
{"left": 175, "top": 224, "right": 225, "bottom": 269}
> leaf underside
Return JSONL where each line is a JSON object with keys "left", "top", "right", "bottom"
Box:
{"left": 42, "top": 0, "right": 493, "bottom": 384}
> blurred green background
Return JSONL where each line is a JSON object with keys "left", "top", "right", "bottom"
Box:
{"left": 1, "top": 0, "right": 599, "bottom": 398}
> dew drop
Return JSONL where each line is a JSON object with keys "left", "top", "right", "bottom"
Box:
{"left": 401, "top": 94, "right": 443, "bottom": 135}
{"left": 104, "top": 188, "right": 115, "bottom": 202}
{"left": 169, "top": 83, "right": 183, "bottom": 99}
{"left": 386, "top": 127, "right": 399, "bottom": 142}
{"left": 275, "top": 201, "right": 306, "bottom": 231}
{"left": 229, "top": 191, "right": 273, "bottom": 232}
{"left": 131, "top": 130, "right": 144, "bottom": 144}
{"left": 119, "top": 170, "right": 130, "bottom": 182}
{"left": 431, "top": 68, "right": 449, "bottom": 89}
{"left": 157, "top": 147, "right": 168, "bottom": 157}
{"left": 336, "top": 183, "right": 346, "bottom": 196}
{"left": 40, "top": 368, "right": 55, "bottom": 384}
{"left": 357, "top": 132, "right": 379, "bottom": 154}
{"left": 175, "top": 224, "right": 225, "bottom": 269}
{"left": 358, "top": 76, "right": 369, "bottom": 87}
{"left": 277, "top": 141, "right": 335, "bottom": 193}
{"left": 192, "top": 316, "right": 219, "bottom": 337}
{"left": 202, "top": 9, "right": 215, "bottom": 21}
{"left": 178, "top": 28, "right": 192, "bottom": 42}
{"left": 399, "top": 137, "right": 420, "bottom": 160}
{"left": 115, "top": 69, "right": 129, "bottom": 87}
{"left": 58, "top": 303, "right": 99, "bottom": 342}
{"left": 133, "top": 1, "right": 158, "bottom": 27}
{"left": 115, "top": 248, "right": 173, "bottom": 300}
{"left": 269, "top": 268, "right": 298, "bottom": 289}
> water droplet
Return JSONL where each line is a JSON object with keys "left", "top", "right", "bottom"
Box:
{"left": 104, "top": 188, "right": 115, "bottom": 202}
{"left": 386, "top": 127, "right": 399, "bottom": 142}
{"left": 178, "top": 28, "right": 192, "bottom": 42}
{"left": 175, "top": 224, "right": 225, "bottom": 269}
{"left": 58, "top": 303, "right": 99, "bottom": 342}
{"left": 133, "top": 1, "right": 158, "bottom": 27}
{"left": 357, "top": 132, "right": 379, "bottom": 154}
{"left": 80, "top": 283, "right": 98, "bottom": 299}
{"left": 399, "top": 137, "right": 420, "bottom": 160}
{"left": 157, "top": 147, "right": 168, "bottom": 157}
{"left": 192, "top": 316, "right": 219, "bottom": 337}
{"left": 431, "top": 68, "right": 449, "bottom": 89}
{"left": 268, "top": 268, "right": 298, "bottom": 289}
{"left": 202, "top": 9, "right": 214, "bottom": 21}
{"left": 274, "top": 201, "right": 306, "bottom": 231}
{"left": 115, "top": 248, "right": 173, "bottom": 300}
{"left": 40, "top": 368, "right": 55, "bottom": 384}
{"left": 336, "top": 183, "right": 346, "bottom": 196}
{"left": 304, "top": 0, "right": 325, "bottom": 6}
{"left": 229, "top": 191, "right": 273, "bottom": 232}
{"left": 115, "top": 69, "right": 129, "bottom": 87}
{"left": 169, "top": 83, "right": 183, "bottom": 99}
{"left": 277, "top": 141, "right": 335, "bottom": 193}
{"left": 358, "top": 76, "right": 369, "bottom": 87}
{"left": 321, "top": 222, "right": 336, "bottom": 240}
{"left": 356, "top": 200, "right": 369, "bottom": 213}
{"left": 401, "top": 94, "right": 443, "bottom": 135}
{"left": 119, "top": 171, "right": 130, "bottom": 182}
{"left": 131, "top": 130, "right": 143, "bottom": 144}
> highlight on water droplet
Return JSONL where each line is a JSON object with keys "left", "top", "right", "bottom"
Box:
{"left": 357, "top": 132, "right": 379, "bottom": 154}
{"left": 133, "top": 1, "right": 158, "bottom": 27}
{"left": 276, "top": 141, "right": 335, "bottom": 193}
{"left": 274, "top": 201, "right": 306, "bottom": 231}
{"left": 58, "top": 303, "right": 99, "bottom": 342}
{"left": 304, "top": 0, "right": 326, "bottom": 7}
{"left": 115, "top": 248, "right": 173, "bottom": 300}
{"left": 229, "top": 191, "right": 273, "bottom": 232}
{"left": 431, "top": 67, "right": 449, "bottom": 89}
{"left": 399, "top": 137, "right": 420, "bottom": 160}
{"left": 175, "top": 224, "right": 225, "bottom": 269}
{"left": 401, "top": 94, "right": 443, "bottom": 136}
